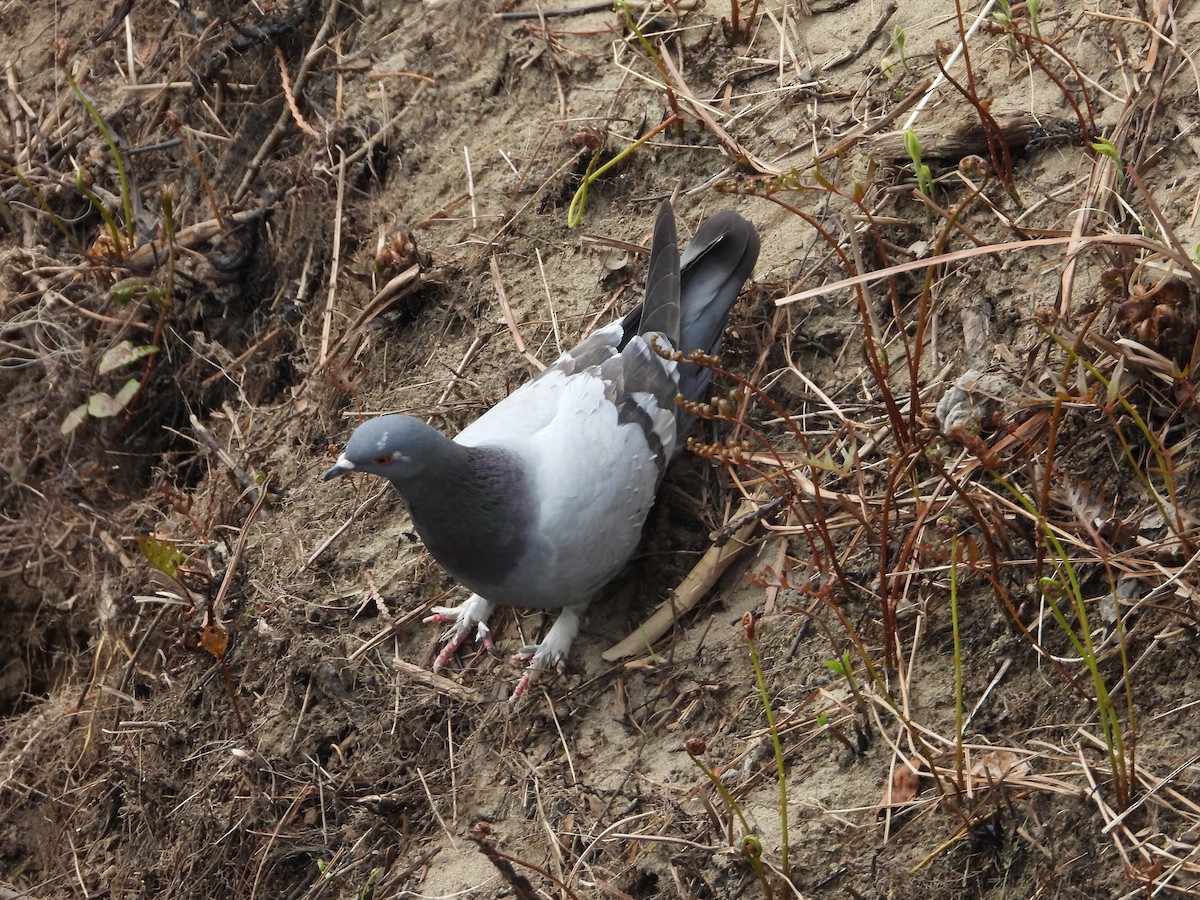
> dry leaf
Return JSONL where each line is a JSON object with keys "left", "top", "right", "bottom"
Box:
{"left": 199, "top": 624, "right": 229, "bottom": 659}
{"left": 882, "top": 756, "right": 923, "bottom": 809}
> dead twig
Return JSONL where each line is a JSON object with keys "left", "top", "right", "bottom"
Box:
{"left": 603, "top": 491, "right": 767, "bottom": 661}
{"left": 490, "top": 253, "right": 547, "bottom": 372}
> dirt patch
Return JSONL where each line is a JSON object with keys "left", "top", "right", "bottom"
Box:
{"left": 3, "top": 0, "right": 1200, "bottom": 897}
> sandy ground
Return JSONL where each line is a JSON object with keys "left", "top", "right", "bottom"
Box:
{"left": 4, "top": 0, "right": 1200, "bottom": 897}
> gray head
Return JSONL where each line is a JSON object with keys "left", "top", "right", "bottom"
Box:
{"left": 324, "top": 412, "right": 531, "bottom": 598}
{"left": 322, "top": 414, "right": 457, "bottom": 486}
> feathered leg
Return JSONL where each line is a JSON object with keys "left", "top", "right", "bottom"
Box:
{"left": 509, "top": 603, "right": 587, "bottom": 701}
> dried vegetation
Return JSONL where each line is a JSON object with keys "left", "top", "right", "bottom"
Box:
{"left": 3, "top": 0, "right": 1200, "bottom": 897}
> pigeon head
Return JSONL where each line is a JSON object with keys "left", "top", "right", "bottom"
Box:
{"left": 324, "top": 412, "right": 532, "bottom": 599}
{"left": 322, "top": 414, "right": 455, "bottom": 486}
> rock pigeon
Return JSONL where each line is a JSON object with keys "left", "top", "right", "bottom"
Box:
{"left": 324, "top": 201, "right": 759, "bottom": 699}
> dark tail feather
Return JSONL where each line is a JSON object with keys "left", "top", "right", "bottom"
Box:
{"left": 676, "top": 210, "right": 760, "bottom": 403}
{"left": 636, "top": 201, "right": 681, "bottom": 343}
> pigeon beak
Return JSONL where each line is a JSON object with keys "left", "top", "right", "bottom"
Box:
{"left": 322, "top": 456, "right": 356, "bottom": 481}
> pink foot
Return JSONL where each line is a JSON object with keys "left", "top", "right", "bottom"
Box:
{"left": 422, "top": 594, "right": 495, "bottom": 671}
{"left": 508, "top": 649, "right": 568, "bottom": 701}
{"left": 506, "top": 604, "right": 586, "bottom": 702}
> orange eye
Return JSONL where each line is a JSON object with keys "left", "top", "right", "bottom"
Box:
{"left": 374, "top": 454, "right": 391, "bottom": 465}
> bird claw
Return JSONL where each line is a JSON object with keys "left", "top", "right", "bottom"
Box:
{"left": 429, "top": 620, "right": 490, "bottom": 671}
{"left": 509, "top": 668, "right": 537, "bottom": 702}
{"left": 423, "top": 595, "right": 495, "bottom": 671}
{"left": 511, "top": 644, "right": 568, "bottom": 669}
{"left": 505, "top": 604, "right": 586, "bottom": 701}
{"left": 508, "top": 651, "right": 567, "bottom": 701}
{"left": 423, "top": 598, "right": 585, "bottom": 701}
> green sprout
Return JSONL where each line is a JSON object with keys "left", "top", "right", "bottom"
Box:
{"left": 823, "top": 648, "right": 868, "bottom": 713}
{"left": 892, "top": 25, "right": 910, "bottom": 73}
{"left": 1027, "top": 0, "right": 1042, "bottom": 39}
{"left": 57, "top": 42, "right": 136, "bottom": 254}
{"left": 684, "top": 737, "right": 775, "bottom": 897}
{"left": 60, "top": 340, "right": 159, "bottom": 434}
{"left": 567, "top": 2, "right": 680, "bottom": 228}
{"left": 137, "top": 535, "right": 188, "bottom": 579}
{"left": 904, "top": 128, "right": 935, "bottom": 199}
{"left": 744, "top": 612, "right": 789, "bottom": 880}
{"left": 992, "top": 0, "right": 1018, "bottom": 56}
{"left": 1090, "top": 136, "right": 1125, "bottom": 191}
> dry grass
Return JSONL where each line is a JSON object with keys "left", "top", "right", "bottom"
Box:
{"left": 3, "top": 0, "right": 1200, "bottom": 897}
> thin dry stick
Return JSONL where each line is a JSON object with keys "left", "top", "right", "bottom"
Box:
{"left": 388, "top": 662, "right": 474, "bottom": 701}
{"left": 412, "top": 191, "right": 472, "bottom": 230}
{"left": 343, "top": 102, "right": 417, "bottom": 169}
{"left": 319, "top": 150, "right": 347, "bottom": 367}
{"left": 1102, "top": 753, "right": 1200, "bottom": 835}
{"left": 565, "top": 813, "right": 656, "bottom": 888}
{"left": 187, "top": 413, "right": 261, "bottom": 498}
{"left": 777, "top": 232, "right": 1196, "bottom": 306}
{"left": 1075, "top": 742, "right": 1138, "bottom": 873}
{"left": 902, "top": 0, "right": 997, "bottom": 131}
{"left": 760, "top": 532, "right": 790, "bottom": 616}
{"left": 963, "top": 658, "right": 1011, "bottom": 731}
{"left": 303, "top": 487, "right": 388, "bottom": 570}
{"left": 489, "top": 252, "right": 546, "bottom": 371}
{"left": 233, "top": 0, "right": 340, "bottom": 202}
{"left": 210, "top": 477, "right": 272, "bottom": 621}
{"left": 484, "top": 147, "right": 587, "bottom": 248}
{"left": 761, "top": 3, "right": 802, "bottom": 81}
{"left": 415, "top": 768, "right": 461, "bottom": 850}
{"left": 123, "top": 16, "right": 137, "bottom": 84}
{"left": 346, "top": 598, "right": 439, "bottom": 664}
{"left": 800, "top": 76, "right": 934, "bottom": 171}
{"left": 464, "top": 145, "right": 477, "bottom": 230}
{"left": 1127, "top": 164, "right": 1200, "bottom": 285}
{"left": 122, "top": 206, "right": 275, "bottom": 271}
{"left": 314, "top": 261, "right": 435, "bottom": 375}
{"left": 447, "top": 717, "right": 458, "bottom": 823}
{"left": 200, "top": 326, "right": 286, "bottom": 387}
{"left": 365, "top": 70, "right": 438, "bottom": 84}
{"left": 436, "top": 332, "right": 490, "bottom": 407}
{"left": 1061, "top": 150, "right": 1124, "bottom": 320}
{"left": 535, "top": 248, "right": 562, "bottom": 356}
{"left": 333, "top": 29, "right": 344, "bottom": 121}
{"left": 822, "top": 1, "right": 897, "bottom": 70}
{"left": 656, "top": 46, "right": 785, "bottom": 176}
{"left": 249, "top": 786, "right": 315, "bottom": 900}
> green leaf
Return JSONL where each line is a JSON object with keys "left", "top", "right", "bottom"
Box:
{"left": 903, "top": 128, "right": 935, "bottom": 197}
{"left": 1027, "top": 0, "right": 1041, "bottom": 38}
{"left": 822, "top": 658, "right": 846, "bottom": 676}
{"left": 137, "top": 535, "right": 187, "bottom": 577}
{"left": 1091, "top": 137, "right": 1120, "bottom": 163}
{"left": 99, "top": 340, "right": 158, "bottom": 374}
{"left": 110, "top": 278, "right": 147, "bottom": 303}
{"left": 113, "top": 378, "right": 140, "bottom": 406}
{"left": 60, "top": 403, "right": 90, "bottom": 434}
{"left": 87, "top": 379, "right": 139, "bottom": 417}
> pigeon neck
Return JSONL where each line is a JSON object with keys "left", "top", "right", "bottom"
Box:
{"left": 400, "top": 444, "right": 530, "bottom": 593}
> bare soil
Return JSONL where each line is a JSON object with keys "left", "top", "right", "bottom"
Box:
{"left": 3, "top": 1, "right": 1200, "bottom": 898}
